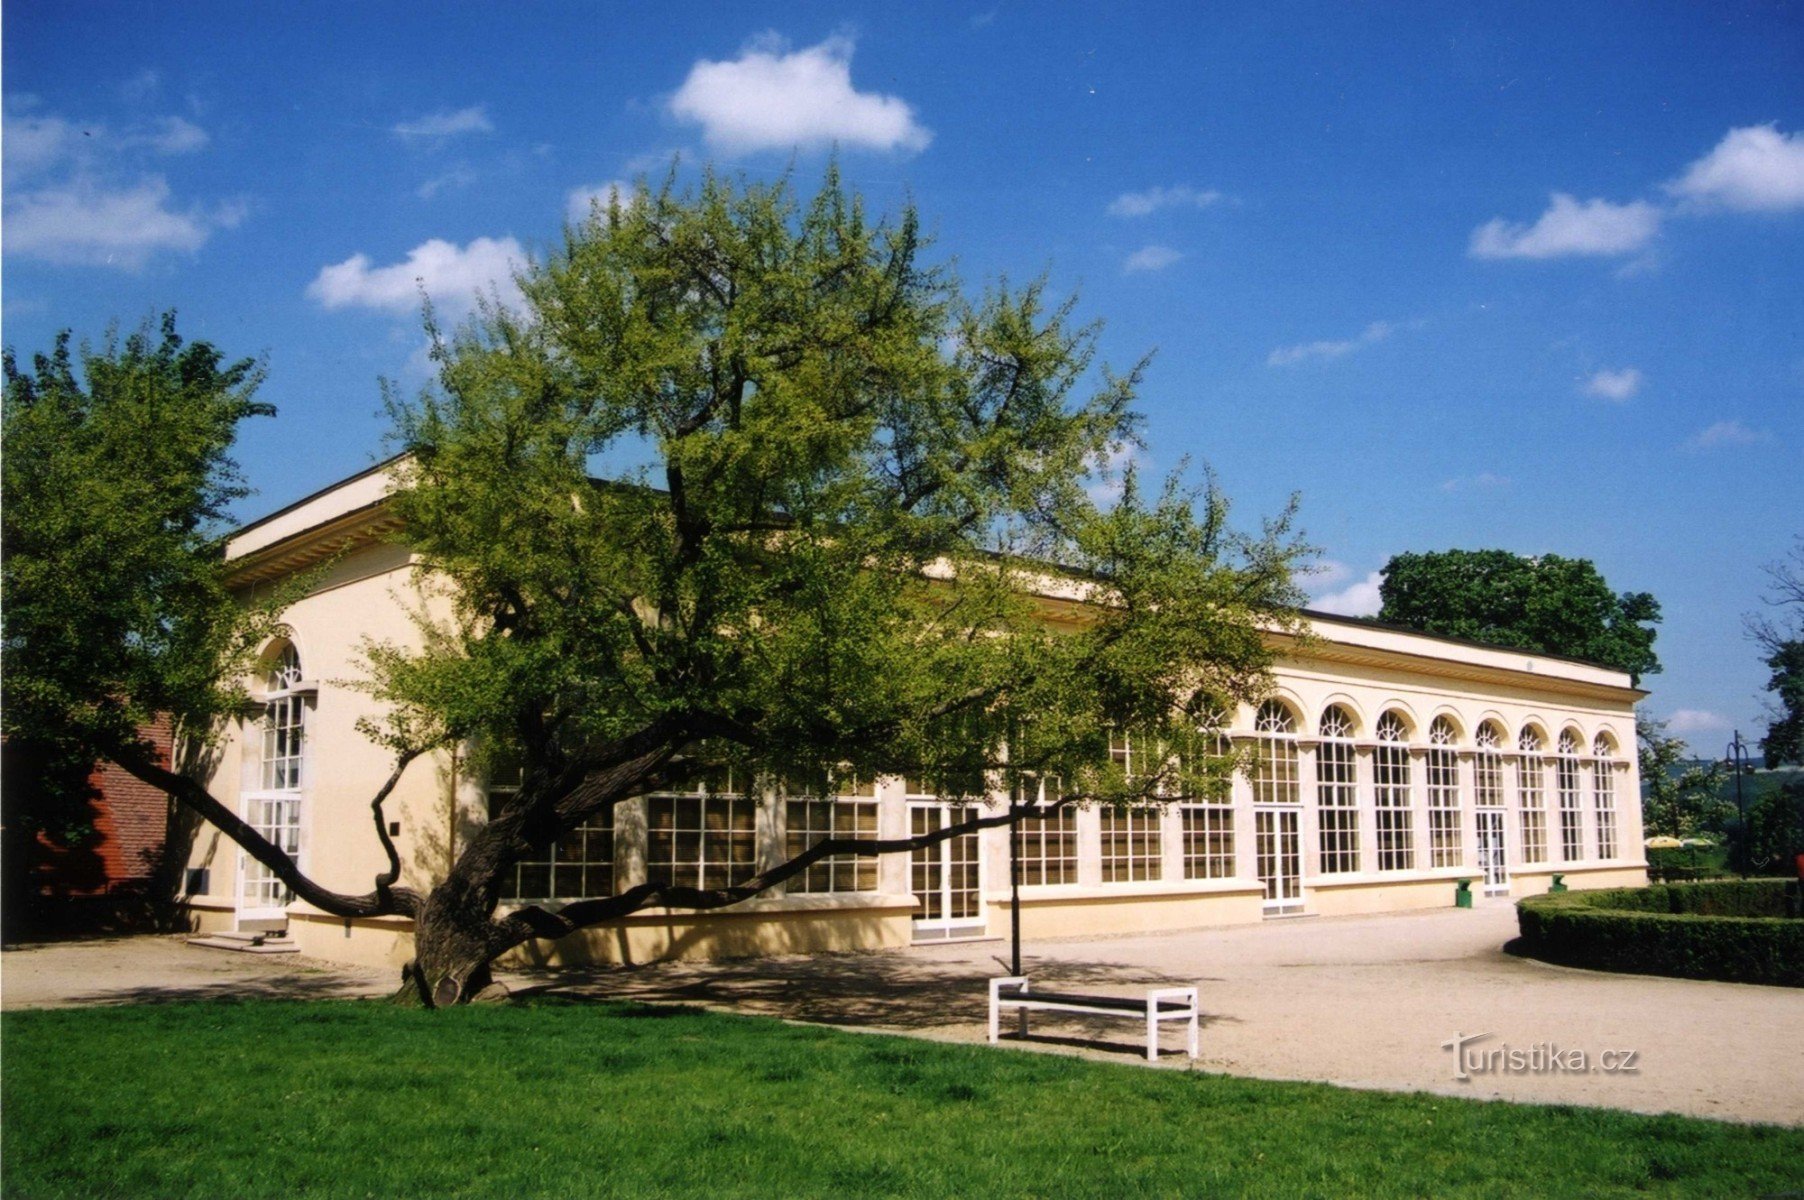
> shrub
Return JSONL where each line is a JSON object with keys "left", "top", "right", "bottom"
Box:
{"left": 1517, "top": 880, "right": 1803, "bottom": 987}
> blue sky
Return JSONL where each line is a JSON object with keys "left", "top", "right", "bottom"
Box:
{"left": 5, "top": 2, "right": 1800, "bottom": 750}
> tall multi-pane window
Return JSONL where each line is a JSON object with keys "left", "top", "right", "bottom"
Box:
{"left": 1316, "top": 705, "right": 1360, "bottom": 874}
{"left": 1474, "top": 722, "right": 1506, "bottom": 807}
{"left": 260, "top": 644, "right": 306, "bottom": 792}
{"left": 1426, "top": 717, "right": 1462, "bottom": 868}
{"left": 786, "top": 777, "right": 878, "bottom": 894}
{"left": 1249, "top": 700, "right": 1300, "bottom": 806}
{"left": 245, "top": 643, "right": 306, "bottom": 910}
{"left": 1556, "top": 730, "right": 1585, "bottom": 862}
{"left": 1014, "top": 776, "right": 1078, "bottom": 886}
{"left": 1592, "top": 734, "right": 1620, "bottom": 861}
{"left": 647, "top": 772, "right": 757, "bottom": 891}
{"left": 1373, "top": 711, "right": 1415, "bottom": 871}
{"left": 489, "top": 767, "right": 616, "bottom": 902}
{"left": 1517, "top": 727, "right": 1549, "bottom": 864}
{"left": 1100, "top": 806, "right": 1162, "bottom": 882}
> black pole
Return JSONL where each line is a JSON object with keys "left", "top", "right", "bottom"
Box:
{"left": 1727, "top": 731, "right": 1749, "bottom": 877}
{"left": 1010, "top": 795, "right": 1022, "bottom": 977}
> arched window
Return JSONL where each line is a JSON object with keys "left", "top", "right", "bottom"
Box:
{"left": 260, "top": 644, "right": 305, "bottom": 792}
{"left": 1316, "top": 705, "right": 1359, "bottom": 873}
{"left": 1592, "top": 733, "right": 1619, "bottom": 860}
{"left": 1374, "top": 711, "right": 1414, "bottom": 871}
{"left": 1426, "top": 717, "right": 1462, "bottom": 868}
{"left": 1474, "top": 721, "right": 1505, "bottom": 808}
{"left": 1250, "top": 700, "right": 1300, "bottom": 806}
{"left": 1517, "top": 726, "right": 1548, "bottom": 864}
{"left": 1556, "top": 730, "right": 1584, "bottom": 862}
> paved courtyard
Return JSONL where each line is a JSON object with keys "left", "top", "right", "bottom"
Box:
{"left": 6, "top": 903, "right": 1799, "bottom": 1125}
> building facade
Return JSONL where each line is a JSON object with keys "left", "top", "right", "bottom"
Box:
{"left": 181, "top": 462, "right": 1649, "bottom": 968}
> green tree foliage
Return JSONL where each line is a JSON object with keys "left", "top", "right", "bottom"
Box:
{"left": 1637, "top": 715, "right": 1733, "bottom": 841}
{"left": 1748, "top": 537, "right": 1804, "bottom": 768}
{"left": 1375, "top": 549, "right": 1661, "bottom": 683}
{"left": 365, "top": 170, "right": 1308, "bottom": 1001}
{"left": 1, "top": 315, "right": 277, "bottom": 926}
{"left": 1742, "top": 779, "right": 1804, "bottom": 873}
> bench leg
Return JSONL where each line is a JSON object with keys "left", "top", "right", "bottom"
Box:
{"left": 1188, "top": 1006, "right": 1199, "bottom": 1059}
{"left": 1146, "top": 1006, "right": 1158, "bottom": 1062}
{"left": 988, "top": 998, "right": 999, "bottom": 1045}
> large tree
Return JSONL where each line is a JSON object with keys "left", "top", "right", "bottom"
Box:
{"left": 1, "top": 316, "right": 278, "bottom": 933}
{"left": 1636, "top": 715, "right": 1732, "bottom": 841}
{"left": 1748, "top": 537, "right": 1804, "bottom": 768}
{"left": 1375, "top": 549, "right": 1661, "bottom": 683}
{"left": 31, "top": 174, "right": 1306, "bottom": 1005}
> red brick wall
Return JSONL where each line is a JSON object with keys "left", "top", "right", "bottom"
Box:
{"left": 33, "top": 720, "right": 172, "bottom": 896}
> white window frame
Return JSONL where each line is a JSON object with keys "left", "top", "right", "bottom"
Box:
{"left": 1373, "top": 711, "right": 1414, "bottom": 872}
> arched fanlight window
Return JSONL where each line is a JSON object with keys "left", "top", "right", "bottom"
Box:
{"left": 266, "top": 643, "right": 303, "bottom": 693}
{"left": 1373, "top": 711, "right": 1414, "bottom": 870}
{"left": 1426, "top": 717, "right": 1461, "bottom": 867}
{"left": 1316, "top": 705, "right": 1359, "bottom": 873}
{"left": 1516, "top": 725, "right": 1548, "bottom": 863}
{"left": 1250, "top": 700, "right": 1299, "bottom": 806}
{"left": 1591, "top": 732, "right": 1619, "bottom": 860}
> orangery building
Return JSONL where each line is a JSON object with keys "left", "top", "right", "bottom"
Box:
{"left": 181, "top": 461, "right": 1649, "bottom": 969}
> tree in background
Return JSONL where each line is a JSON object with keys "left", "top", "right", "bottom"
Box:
{"left": 1748, "top": 537, "right": 1803, "bottom": 769}
{"left": 1637, "top": 715, "right": 1732, "bottom": 841}
{"left": 42, "top": 173, "right": 1307, "bottom": 1005}
{"left": 1375, "top": 549, "right": 1661, "bottom": 684}
{"left": 1, "top": 316, "right": 279, "bottom": 935}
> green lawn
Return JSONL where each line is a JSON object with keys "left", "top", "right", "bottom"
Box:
{"left": 4, "top": 1000, "right": 1799, "bottom": 1199}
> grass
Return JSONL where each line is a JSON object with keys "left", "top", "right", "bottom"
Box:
{"left": 5, "top": 1000, "right": 1801, "bottom": 1199}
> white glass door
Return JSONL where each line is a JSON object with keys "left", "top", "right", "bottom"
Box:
{"left": 240, "top": 794, "right": 300, "bottom": 921}
{"left": 1256, "top": 808, "right": 1303, "bottom": 914}
{"left": 1476, "top": 809, "right": 1509, "bottom": 896}
{"left": 909, "top": 803, "right": 984, "bottom": 941}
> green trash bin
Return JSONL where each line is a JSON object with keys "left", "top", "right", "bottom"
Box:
{"left": 1549, "top": 873, "right": 1568, "bottom": 893}
{"left": 1454, "top": 879, "right": 1473, "bottom": 909}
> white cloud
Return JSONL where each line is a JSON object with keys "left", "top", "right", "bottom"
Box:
{"left": 416, "top": 166, "right": 477, "bottom": 200}
{"left": 1469, "top": 193, "right": 1661, "bottom": 260}
{"left": 669, "top": 35, "right": 931, "bottom": 154}
{"left": 1122, "top": 244, "right": 1181, "bottom": 273}
{"left": 306, "top": 236, "right": 526, "bottom": 316}
{"left": 4, "top": 177, "right": 232, "bottom": 268}
{"left": 1108, "top": 185, "right": 1223, "bottom": 218}
{"left": 1267, "top": 320, "right": 1393, "bottom": 367}
{"left": 1582, "top": 367, "right": 1643, "bottom": 402}
{"left": 1311, "top": 570, "right": 1384, "bottom": 618}
{"left": 1685, "top": 419, "right": 1772, "bottom": 451}
{"left": 1440, "top": 472, "right": 1511, "bottom": 493}
{"left": 1669, "top": 124, "right": 1804, "bottom": 213}
{"left": 2, "top": 92, "right": 230, "bottom": 270}
{"left": 1301, "top": 559, "right": 1354, "bottom": 588}
{"left": 566, "top": 180, "right": 634, "bottom": 222}
{"left": 1665, "top": 708, "right": 1729, "bottom": 736}
{"left": 141, "top": 115, "right": 208, "bottom": 155}
{"left": 392, "top": 106, "right": 494, "bottom": 139}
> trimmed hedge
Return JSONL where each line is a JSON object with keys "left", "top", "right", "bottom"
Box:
{"left": 1517, "top": 880, "right": 1803, "bottom": 988}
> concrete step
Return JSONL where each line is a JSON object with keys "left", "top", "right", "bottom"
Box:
{"left": 186, "top": 934, "right": 300, "bottom": 954}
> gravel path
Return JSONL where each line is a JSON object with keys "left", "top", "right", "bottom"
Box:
{"left": 7, "top": 905, "right": 1799, "bottom": 1126}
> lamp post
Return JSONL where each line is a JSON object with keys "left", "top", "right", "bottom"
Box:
{"left": 1725, "top": 731, "right": 1751, "bottom": 877}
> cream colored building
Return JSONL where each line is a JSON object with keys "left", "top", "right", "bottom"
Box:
{"left": 183, "top": 461, "right": 1649, "bottom": 969}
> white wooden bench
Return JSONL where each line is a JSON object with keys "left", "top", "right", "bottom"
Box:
{"left": 988, "top": 976, "right": 1200, "bottom": 1062}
